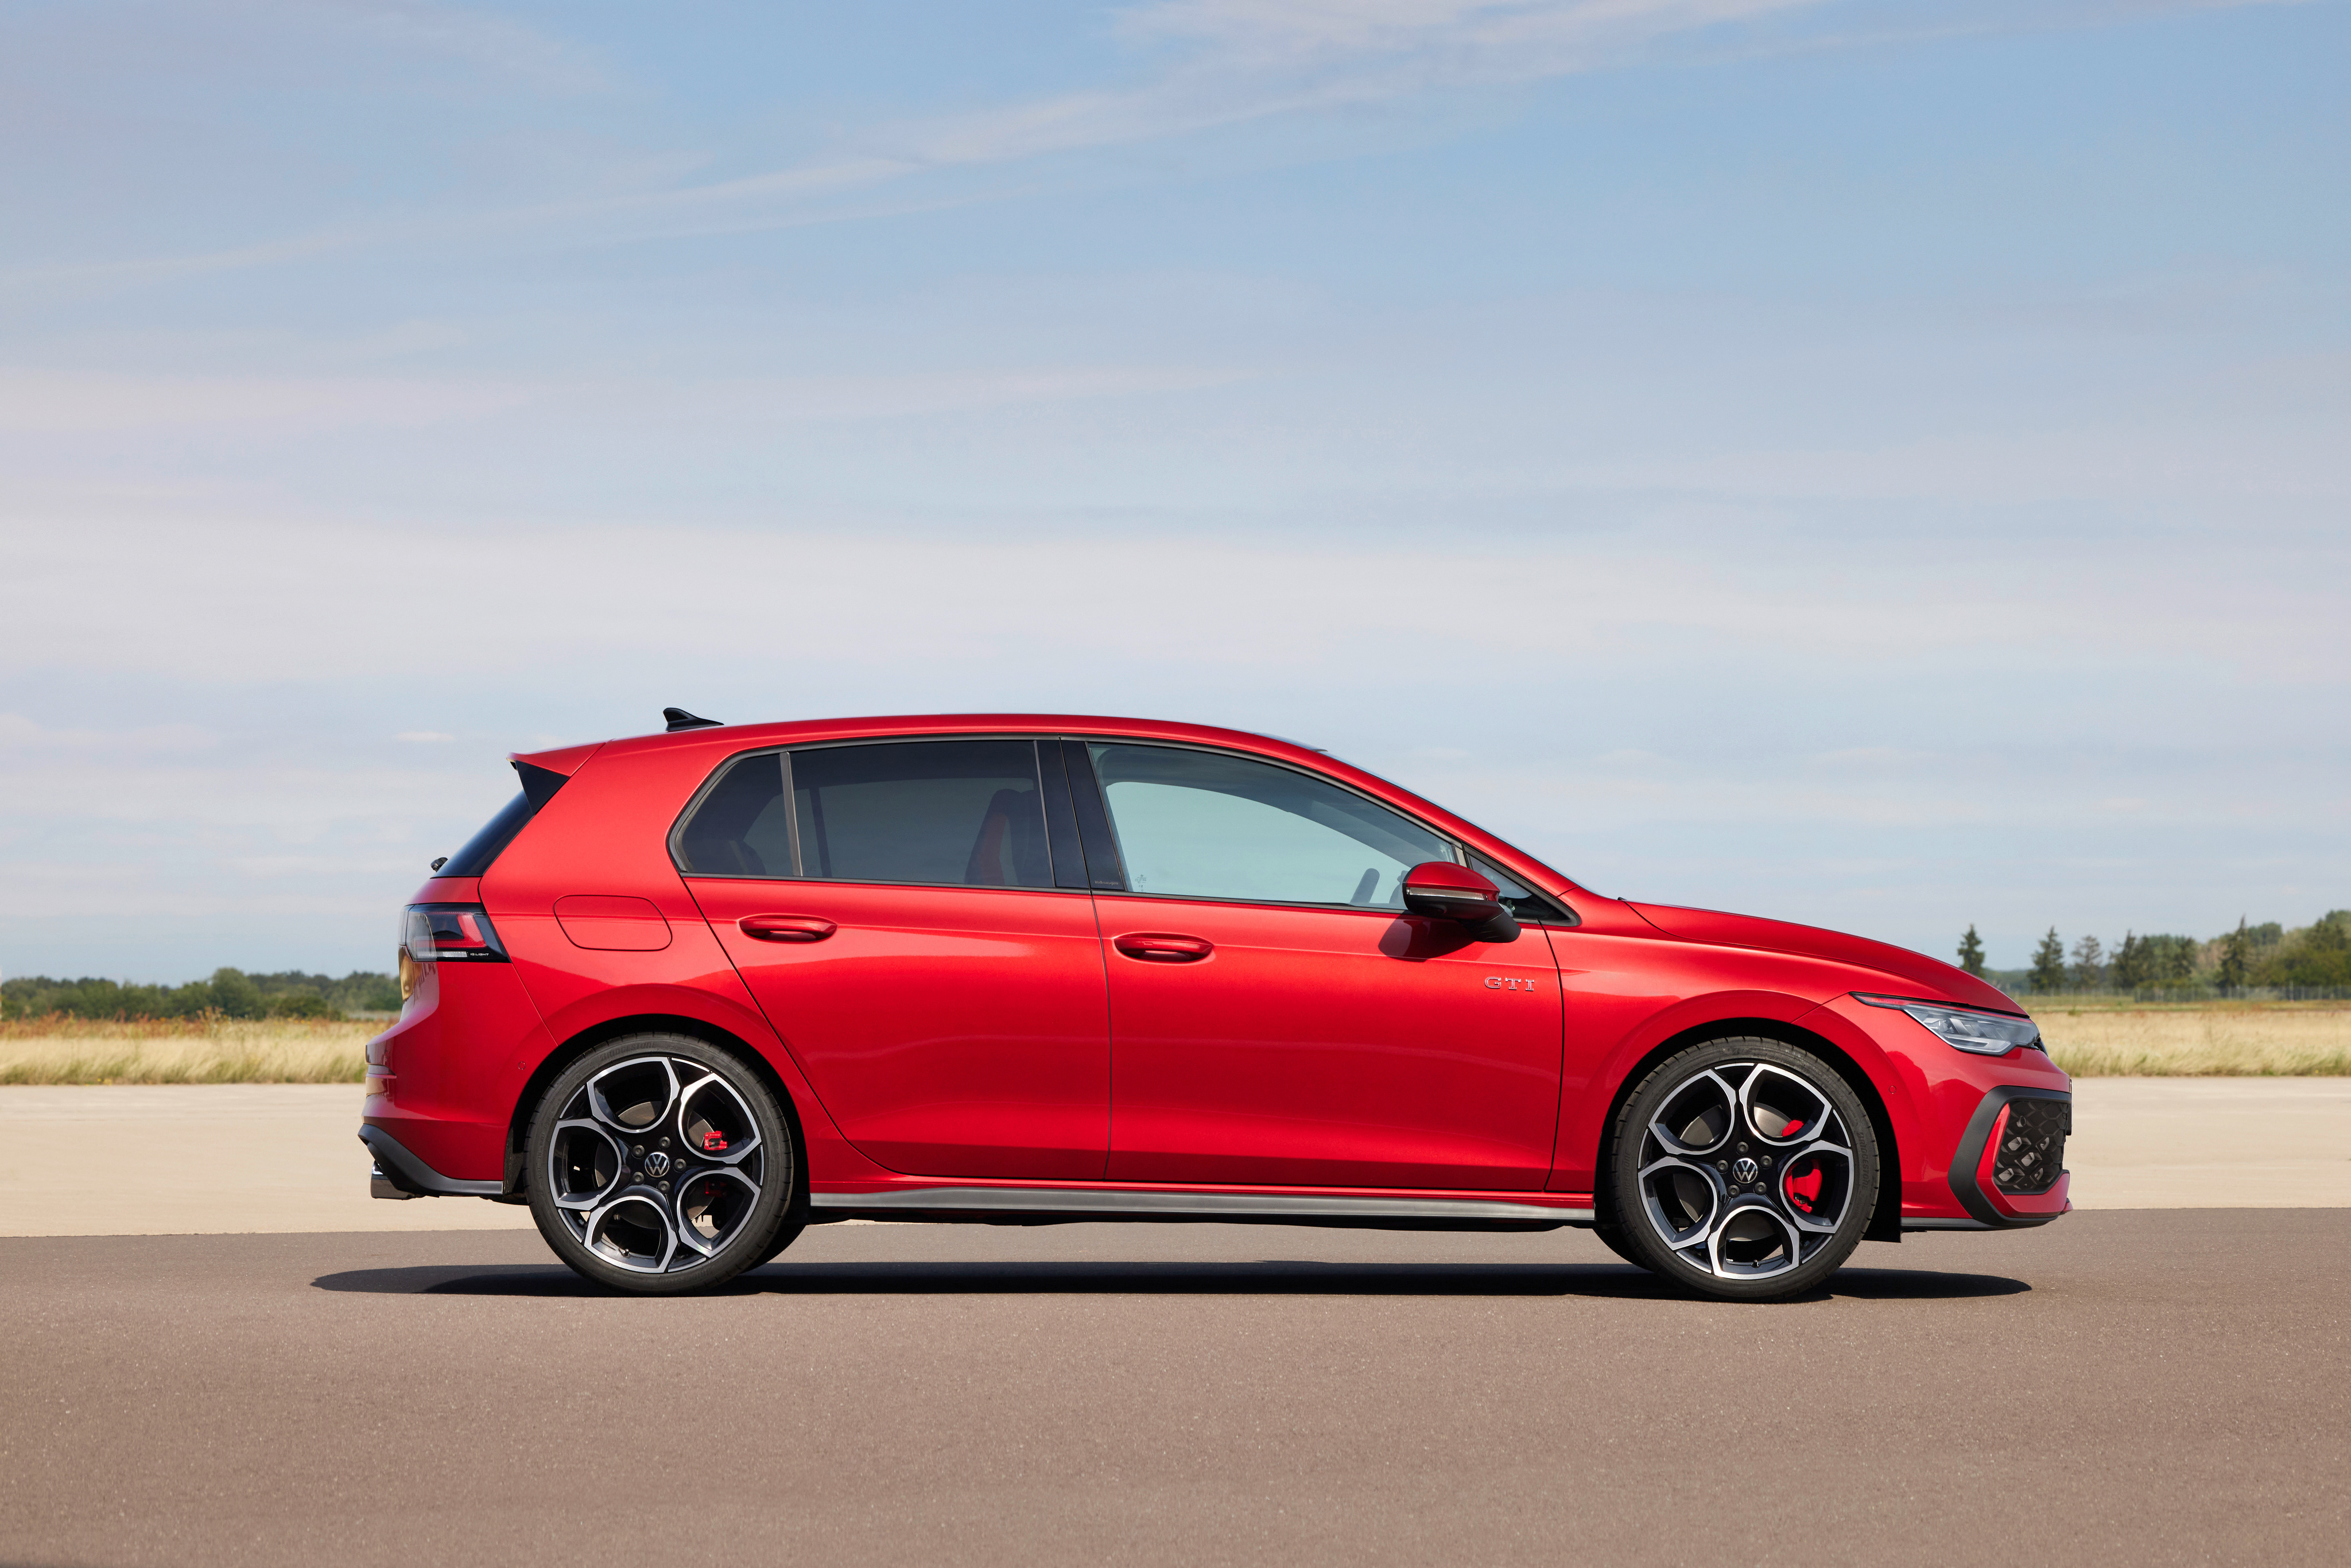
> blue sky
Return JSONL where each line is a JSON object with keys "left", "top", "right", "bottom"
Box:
{"left": 2, "top": 0, "right": 2345, "bottom": 983}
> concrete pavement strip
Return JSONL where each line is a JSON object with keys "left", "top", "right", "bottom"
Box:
{"left": 1, "top": 1076, "right": 2345, "bottom": 1236}
{"left": 0, "top": 1084, "right": 532, "bottom": 1236}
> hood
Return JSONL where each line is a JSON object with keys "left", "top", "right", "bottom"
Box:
{"left": 1627, "top": 903, "right": 2023, "bottom": 1015}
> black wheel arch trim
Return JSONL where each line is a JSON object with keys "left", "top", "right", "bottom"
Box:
{"left": 1946, "top": 1085, "right": 2071, "bottom": 1228}
{"left": 359, "top": 1124, "right": 505, "bottom": 1197}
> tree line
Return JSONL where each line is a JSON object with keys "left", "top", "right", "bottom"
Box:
{"left": 1955, "top": 910, "right": 2351, "bottom": 993}
{"left": 0, "top": 969, "right": 401, "bottom": 1021}
{"left": 13, "top": 909, "right": 2347, "bottom": 1018}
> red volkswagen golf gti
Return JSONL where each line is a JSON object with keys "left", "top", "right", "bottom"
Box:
{"left": 362, "top": 711, "right": 2070, "bottom": 1299}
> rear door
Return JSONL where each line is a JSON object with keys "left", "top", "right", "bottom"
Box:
{"left": 681, "top": 738, "right": 1110, "bottom": 1181}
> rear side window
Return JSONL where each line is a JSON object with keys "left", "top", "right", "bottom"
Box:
{"left": 675, "top": 740, "right": 1052, "bottom": 889}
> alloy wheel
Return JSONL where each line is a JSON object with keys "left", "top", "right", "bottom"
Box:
{"left": 539, "top": 1049, "right": 777, "bottom": 1279}
{"left": 1632, "top": 1057, "right": 1860, "bottom": 1285}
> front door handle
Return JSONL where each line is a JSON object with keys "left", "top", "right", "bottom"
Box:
{"left": 739, "top": 915, "right": 837, "bottom": 943}
{"left": 1114, "top": 933, "right": 1213, "bottom": 962}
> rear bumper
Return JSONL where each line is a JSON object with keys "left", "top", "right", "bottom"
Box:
{"left": 1946, "top": 1085, "right": 2072, "bottom": 1228}
{"left": 359, "top": 1123, "right": 506, "bottom": 1200}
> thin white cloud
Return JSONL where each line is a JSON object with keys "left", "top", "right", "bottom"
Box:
{"left": 16, "top": 0, "right": 2295, "bottom": 288}
{"left": 1124, "top": 0, "right": 1813, "bottom": 63}
{"left": 267, "top": 1, "right": 615, "bottom": 94}
{"left": 0, "top": 362, "right": 1247, "bottom": 433}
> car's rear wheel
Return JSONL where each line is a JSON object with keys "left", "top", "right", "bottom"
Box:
{"left": 526, "top": 1034, "right": 800, "bottom": 1294}
{"left": 1603, "top": 1037, "right": 1879, "bottom": 1302}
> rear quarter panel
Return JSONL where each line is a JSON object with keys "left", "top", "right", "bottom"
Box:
{"left": 479, "top": 740, "right": 897, "bottom": 1185}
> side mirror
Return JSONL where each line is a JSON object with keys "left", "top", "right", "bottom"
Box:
{"left": 1399, "top": 861, "right": 1519, "bottom": 942}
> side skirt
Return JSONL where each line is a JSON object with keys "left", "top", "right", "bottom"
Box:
{"left": 810, "top": 1185, "right": 1595, "bottom": 1230}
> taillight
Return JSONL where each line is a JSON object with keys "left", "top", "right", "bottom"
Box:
{"left": 398, "top": 903, "right": 509, "bottom": 1002}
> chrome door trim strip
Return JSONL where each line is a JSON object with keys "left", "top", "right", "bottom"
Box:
{"left": 812, "top": 1186, "right": 1593, "bottom": 1223}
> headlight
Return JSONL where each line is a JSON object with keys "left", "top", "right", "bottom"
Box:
{"left": 1855, "top": 993, "right": 2040, "bottom": 1055}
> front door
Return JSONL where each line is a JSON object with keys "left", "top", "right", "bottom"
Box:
{"left": 1081, "top": 742, "right": 1565, "bottom": 1190}
{"left": 682, "top": 738, "right": 1109, "bottom": 1181}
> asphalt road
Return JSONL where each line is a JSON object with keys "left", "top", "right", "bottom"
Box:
{"left": 2, "top": 1213, "right": 2344, "bottom": 1567}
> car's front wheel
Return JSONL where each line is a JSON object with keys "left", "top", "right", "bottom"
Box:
{"left": 526, "top": 1034, "right": 800, "bottom": 1294}
{"left": 1604, "top": 1037, "right": 1879, "bottom": 1301}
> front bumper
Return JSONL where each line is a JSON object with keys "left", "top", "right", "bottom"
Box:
{"left": 1946, "top": 1084, "right": 2071, "bottom": 1227}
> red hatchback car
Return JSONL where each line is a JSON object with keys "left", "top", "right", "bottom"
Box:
{"left": 362, "top": 711, "right": 2070, "bottom": 1299}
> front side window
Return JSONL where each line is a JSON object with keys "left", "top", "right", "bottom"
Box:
{"left": 676, "top": 740, "right": 1052, "bottom": 888}
{"left": 1088, "top": 743, "right": 1451, "bottom": 908}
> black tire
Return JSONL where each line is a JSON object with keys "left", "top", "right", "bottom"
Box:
{"left": 526, "top": 1034, "right": 800, "bottom": 1295}
{"left": 1601, "top": 1036, "right": 1879, "bottom": 1302}
{"left": 1590, "top": 1220, "right": 1650, "bottom": 1272}
{"left": 750, "top": 1219, "right": 808, "bottom": 1271}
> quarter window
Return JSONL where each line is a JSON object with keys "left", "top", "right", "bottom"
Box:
{"left": 1468, "top": 852, "right": 1572, "bottom": 925}
{"left": 677, "top": 757, "right": 796, "bottom": 876}
{"left": 676, "top": 740, "right": 1052, "bottom": 888}
{"left": 1088, "top": 743, "right": 1451, "bottom": 908}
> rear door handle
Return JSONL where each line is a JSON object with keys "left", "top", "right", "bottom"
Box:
{"left": 1114, "top": 933, "right": 1213, "bottom": 962}
{"left": 739, "top": 915, "right": 838, "bottom": 943}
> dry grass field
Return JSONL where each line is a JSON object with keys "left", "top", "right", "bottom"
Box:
{"left": 3, "top": 1003, "right": 2345, "bottom": 1084}
{"left": 0, "top": 1017, "right": 371, "bottom": 1085}
{"left": 2034, "top": 1002, "right": 2350, "bottom": 1076}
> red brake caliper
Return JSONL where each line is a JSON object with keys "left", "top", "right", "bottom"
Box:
{"left": 1784, "top": 1165, "right": 1822, "bottom": 1213}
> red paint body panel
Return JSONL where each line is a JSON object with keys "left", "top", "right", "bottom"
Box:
{"left": 362, "top": 712, "right": 2068, "bottom": 1246}
{"left": 553, "top": 895, "right": 672, "bottom": 951}
{"left": 511, "top": 740, "right": 604, "bottom": 777}
{"left": 690, "top": 880, "right": 1112, "bottom": 1180}
{"left": 1628, "top": 903, "right": 2019, "bottom": 1015}
{"left": 1100, "top": 899, "right": 1562, "bottom": 1189}
{"left": 362, "top": 957, "right": 552, "bottom": 1180}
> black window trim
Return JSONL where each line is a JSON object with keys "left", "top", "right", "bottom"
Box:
{"left": 665, "top": 731, "right": 1578, "bottom": 924}
{"left": 1038, "top": 739, "right": 1093, "bottom": 891}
